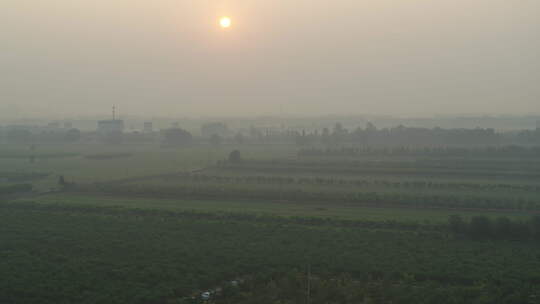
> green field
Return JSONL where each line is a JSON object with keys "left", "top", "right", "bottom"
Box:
{"left": 2, "top": 201, "right": 540, "bottom": 304}
{"left": 0, "top": 144, "right": 296, "bottom": 190}
{"left": 26, "top": 193, "right": 536, "bottom": 224}
{"left": 2, "top": 142, "right": 540, "bottom": 303}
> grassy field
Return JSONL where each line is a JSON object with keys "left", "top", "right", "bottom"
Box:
{"left": 3, "top": 142, "right": 540, "bottom": 303}
{"left": 4, "top": 142, "right": 540, "bottom": 216}
{"left": 22, "top": 193, "right": 536, "bottom": 224}
{"left": 0, "top": 143, "right": 297, "bottom": 190}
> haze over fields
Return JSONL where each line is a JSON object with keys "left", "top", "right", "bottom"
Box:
{"left": 2, "top": 0, "right": 539, "bottom": 118}
{"left": 3, "top": 2, "right": 540, "bottom": 303}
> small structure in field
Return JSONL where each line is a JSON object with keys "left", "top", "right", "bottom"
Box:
{"left": 143, "top": 122, "right": 153, "bottom": 133}
{"left": 201, "top": 291, "right": 211, "bottom": 301}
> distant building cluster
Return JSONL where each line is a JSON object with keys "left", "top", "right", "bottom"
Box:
{"left": 201, "top": 122, "right": 230, "bottom": 138}
{"left": 1, "top": 112, "right": 538, "bottom": 146}
{"left": 97, "top": 120, "right": 124, "bottom": 135}
{"left": 143, "top": 122, "right": 153, "bottom": 133}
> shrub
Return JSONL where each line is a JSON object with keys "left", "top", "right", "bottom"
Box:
{"left": 228, "top": 150, "right": 242, "bottom": 163}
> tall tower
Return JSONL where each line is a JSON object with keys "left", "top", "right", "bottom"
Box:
{"left": 112, "top": 105, "right": 116, "bottom": 121}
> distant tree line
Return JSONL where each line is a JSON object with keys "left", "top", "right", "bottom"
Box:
{"left": 0, "top": 128, "right": 81, "bottom": 143}
{"left": 71, "top": 181, "right": 540, "bottom": 211}
{"left": 3, "top": 121, "right": 539, "bottom": 147}
{"left": 161, "top": 173, "right": 540, "bottom": 192}
{"left": 291, "top": 122, "right": 540, "bottom": 147}
{"left": 206, "top": 122, "right": 540, "bottom": 146}
{"left": 299, "top": 145, "right": 540, "bottom": 158}
{"left": 161, "top": 128, "right": 193, "bottom": 146}
{"left": 0, "top": 184, "right": 33, "bottom": 196}
{"left": 449, "top": 215, "right": 540, "bottom": 240}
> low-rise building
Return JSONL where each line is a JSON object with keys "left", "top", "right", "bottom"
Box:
{"left": 143, "top": 122, "right": 153, "bottom": 133}
{"left": 97, "top": 120, "right": 124, "bottom": 135}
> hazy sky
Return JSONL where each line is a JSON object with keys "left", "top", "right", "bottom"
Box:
{"left": 2, "top": 0, "right": 539, "bottom": 118}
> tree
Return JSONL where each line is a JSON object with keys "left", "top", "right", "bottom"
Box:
{"left": 333, "top": 123, "right": 347, "bottom": 136}
{"left": 469, "top": 216, "right": 493, "bottom": 239}
{"left": 448, "top": 215, "right": 466, "bottom": 235}
{"left": 228, "top": 150, "right": 242, "bottom": 163}
{"left": 209, "top": 134, "right": 222, "bottom": 147}
{"left": 201, "top": 122, "right": 229, "bottom": 137}
{"left": 162, "top": 128, "right": 193, "bottom": 146}
{"left": 365, "top": 122, "right": 377, "bottom": 132}
{"left": 295, "top": 130, "right": 310, "bottom": 146}
{"left": 7, "top": 129, "right": 32, "bottom": 143}
{"left": 58, "top": 175, "right": 66, "bottom": 187}
{"left": 321, "top": 128, "right": 331, "bottom": 146}
{"left": 234, "top": 133, "right": 245, "bottom": 144}
{"left": 64, "top": 128, "right": 81, "bottom": 142}
{"left": 494, "top": 217, "right": 512, "bottom": 239}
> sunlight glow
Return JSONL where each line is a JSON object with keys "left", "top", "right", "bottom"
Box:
{"left": 219, "top": 17, "right": 232, "bottom": 28}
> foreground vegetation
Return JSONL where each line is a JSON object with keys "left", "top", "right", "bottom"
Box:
{"left": 2, "top": 201, "right": 540, "bottom": 304}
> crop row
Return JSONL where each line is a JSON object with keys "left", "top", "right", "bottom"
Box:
{"left": 298, "top": 146, "right": 540, "bottom": 158}
{"left": 0, "top": 172, "right": 49, "bottom": 182}
{"left": 76, "top": 183, "right": 540, "bottom": 210}
{"left": 0, "top": 183, "right": 33, "bottom": 196}
{"left": 160, "top": 173, "right": 540, "bottom": 192}
{"left": 217, "top": 162, "right": 540, "bottom": 179}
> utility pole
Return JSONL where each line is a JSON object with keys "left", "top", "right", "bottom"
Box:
{"left": 279, "top": 179, "right": 283, "bottom": 201}
{"left": 29, "top": 144, "right": 36, "bottom": 164}
{"left": 306, "top": 263, "right": 311, "bottom": 304}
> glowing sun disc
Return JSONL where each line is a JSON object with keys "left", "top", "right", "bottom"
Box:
{"left": 219, "top": 17, "right": 232, "bottom": 28}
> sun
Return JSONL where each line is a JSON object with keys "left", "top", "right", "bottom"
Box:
{"left": 219, "top": 17, "right": 232, "bottom": 28}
